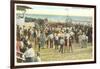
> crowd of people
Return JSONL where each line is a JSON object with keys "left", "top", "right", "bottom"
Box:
{"left": 16, "top": 19, "right": 92, "bottom": 63}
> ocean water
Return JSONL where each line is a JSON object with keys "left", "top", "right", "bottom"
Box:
{"left": 17, "top": 13, "right": 92, "bottom": 23}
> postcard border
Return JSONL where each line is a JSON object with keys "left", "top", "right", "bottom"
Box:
{"left": 10, "top": 1, "right": 96, "bottom": 69}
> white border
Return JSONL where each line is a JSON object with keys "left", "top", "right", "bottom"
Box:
{"left": 14, "top": 3, "right": 95, "bottom": 66}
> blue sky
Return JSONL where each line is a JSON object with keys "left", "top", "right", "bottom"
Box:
{"left": 16, "top": 4, "right": 94, "bottom": 16}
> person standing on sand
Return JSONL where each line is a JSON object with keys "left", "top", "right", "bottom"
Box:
{"left": 54, "top": 33, "right": 59, "bottom": 50}
{"left": 39, "top": 31, "right": 46, "bottom": 49}
{"left": 49, "top": 33, "right": 54, "bottom": 48}
{"left": 69, "top": 36, "right": 73, "bottom": 52}
{"left": 59, "top": 37, "right": 65, "bottom": 53}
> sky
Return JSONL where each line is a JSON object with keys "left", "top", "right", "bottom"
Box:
{"left": 16, "top": 4, "right": 94, "bottom": 17}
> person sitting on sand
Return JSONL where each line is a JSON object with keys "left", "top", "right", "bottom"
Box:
{"left": 23, "top": 44, "right": 35, "bottom": 62}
